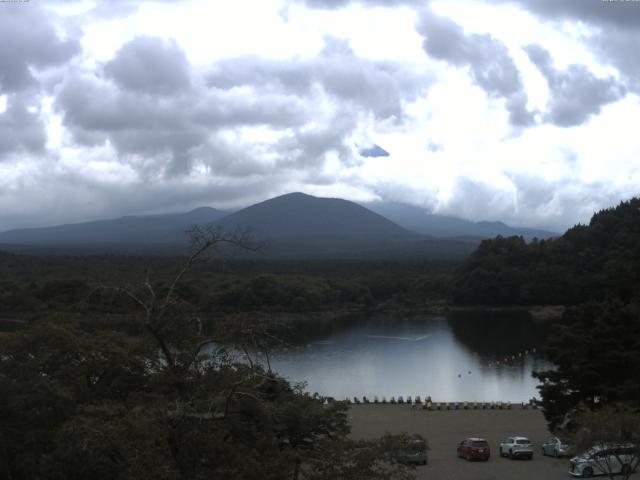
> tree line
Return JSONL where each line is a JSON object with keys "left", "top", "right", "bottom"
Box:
{"left": 452, "top": 198, "right": 640, "bottom": 306}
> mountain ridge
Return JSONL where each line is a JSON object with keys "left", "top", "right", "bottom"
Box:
{"left": 363, "top": 201, "right": 558, "bottom": 240}
{"left": 0, "top": 193, "right": 555, "bottom": 258}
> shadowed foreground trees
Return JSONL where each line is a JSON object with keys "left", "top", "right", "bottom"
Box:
{"left": 0, "top": 228, "right": 416, "bottom": 480}
{"left": 533, "top": 299, "right": 640, "bottom": 431}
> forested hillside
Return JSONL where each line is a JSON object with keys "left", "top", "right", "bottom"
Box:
{"left": 451, "top": 198, "right": 640, "bottom": 305}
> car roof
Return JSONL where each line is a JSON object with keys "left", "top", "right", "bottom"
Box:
{"left": 466, "top": 437, "right": 487, "bottom": 441}
{"left": 511, "top": 436, "right": 530, "bottom": 440}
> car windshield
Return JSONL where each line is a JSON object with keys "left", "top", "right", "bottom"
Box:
{"left": 516, "top": 439, "right": 530, "bottom": 445}
{"left": 472, "top": 441, "right": 488, "bottom": 447}
{"left": 404, "top": 441, "right": 426, "bottom": 453}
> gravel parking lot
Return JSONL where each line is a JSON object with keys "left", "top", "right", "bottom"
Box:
{"left": 348, "top": 405, "right": 579, "bottom": 480}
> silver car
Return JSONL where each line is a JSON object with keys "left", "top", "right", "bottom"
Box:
{"left": 499, "top": 436, "right": 534, "bottom": 460}
{"left": 569, "top": 444, "right": 637, "bottom": 477}
{"left": 541, "top": 437, "right": 572, "bottom": 457}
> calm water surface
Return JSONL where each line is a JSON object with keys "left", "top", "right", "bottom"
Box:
{"left": 265, "top": 312, "right": 552, "bottom": 402}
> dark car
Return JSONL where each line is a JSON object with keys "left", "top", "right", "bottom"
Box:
{"left": 457, "top": 438, "right": 491, "bottom": 461}
{"left": 398, "top": 436, "right": 428, "bottom": 465}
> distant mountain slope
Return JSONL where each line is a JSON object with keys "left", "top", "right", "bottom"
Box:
{"left": 0, "top": 193, "right": 480, "bottom": 259}
{"left": 363, "top": 201, "right": 558, "bottom": 239}
{"left": 214, "top": 192, "right": 411, "bottom": 239}
{"left": 0, "top": 207, "right": 227, "bottom": 246}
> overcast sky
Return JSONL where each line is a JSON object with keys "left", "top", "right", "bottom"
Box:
{"left": 1, "top": 0, "right": 639, "bottom": 232}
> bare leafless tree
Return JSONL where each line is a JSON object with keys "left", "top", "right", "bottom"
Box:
{"left": 99, "top": 225, "right": 264, "bottom": 370}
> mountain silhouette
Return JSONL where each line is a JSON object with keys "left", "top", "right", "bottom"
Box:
{"left": 363, "top": 201, "right": 557, "bottom": 240}
{"left": 0, "top": 193, "right": 488, "bottom": 259}
{"left": 215, "top": 192, "right": 410, "bottom": 239}
{"left": 0, "top": 207, "right": 226, "bottom": 246}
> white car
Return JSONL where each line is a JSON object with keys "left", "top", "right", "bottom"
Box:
{"left": 541, "top": 436, "right": 572, "bottom": 457}
{"left": 569, "top": 445, "right": 636, "bottom": 477}
{"left": 499, "top": 436, "right": 534, "bottom": 460}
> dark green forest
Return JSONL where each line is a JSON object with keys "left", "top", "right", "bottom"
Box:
{"left": 452, "top": 197, "right": 640, "bottom": 306}
{"left": 0, "top": 253, "right": 452, "bottom": 331}
{"left": 1, "top": 232, "right": 424, "bottom": 480}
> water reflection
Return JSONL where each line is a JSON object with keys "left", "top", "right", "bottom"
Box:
{"left": 268, "top": 313, "right": 552, "bottom": 402}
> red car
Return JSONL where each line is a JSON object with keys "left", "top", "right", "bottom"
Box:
{"left": 457, "top": 437, "right": 491, "bottom": 461}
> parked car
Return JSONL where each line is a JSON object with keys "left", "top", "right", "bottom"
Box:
{"left": 397, "top": 435, "right": 428, "bottom": 465}
{"left": 541, "top": 436, "right": 572, "bottom": 457}
{"left": 569, "top": 444, "right": 637, "bottom": 477}
{"left": 457, "top": 437, "right": 490, "bottom": 461}
{"left": 499, "top": 436, "right": 534, "bottom": 460}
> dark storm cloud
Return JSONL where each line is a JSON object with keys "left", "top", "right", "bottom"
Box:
{"left": 104, "top": 37, "right": 191, "bottom": 95}
{"left": 0, "top": 93, "right": 47, "bottom": 157}
{"left": 524, "top": 44, "right": 625, "bottom": 127}
{"left": 0, "top": 5, "right": 79, "bottom": 93}
{"left": 416, "top": 8, "right": 536, "bottom": 127}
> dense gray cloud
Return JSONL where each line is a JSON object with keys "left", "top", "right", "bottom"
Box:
{"left": 56, "top": 36, "right": 429, "bottom": 178}
{"left": 208, "top": 37, "right": 430, "bottom": 122}
{"left": 0, "top": 93, "right": 47, "bottom": 157}
{"left": 524, "top": 44, "right": 625, "bottom": 127}
{"left": 297, "top": 0, "right": 640, "bottom": 27}
{"left": 0, "top": 5, "right": 79, "bottom": 93}
{"left": 0, "top": 4, "right": 77, "bottom": 162}
{"left": 491, "top": 0, "right": 640, "bottom": 29}
{"left": 589, "top": 29, "right": 640, "bottom": 97}
{"left": 416, "top": 8, "right": 536, "bottom": 127}
{"left": 104, "top": 36, "right": 191, "bottom": 95}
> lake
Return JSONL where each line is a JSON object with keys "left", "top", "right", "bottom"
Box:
{"left": 262, "top": 311, "right": 553, "bottom": 402}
